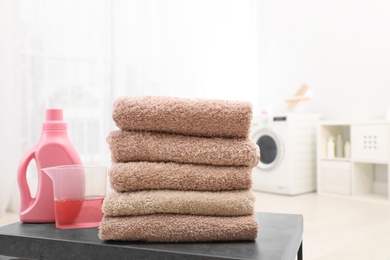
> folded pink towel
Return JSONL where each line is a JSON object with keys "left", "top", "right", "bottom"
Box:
{"left": 112, "top": 96, "right": 253, "bottom": 138}
{"left": 109, "top": 162, "right": 252, "bottom": 192}
{"left": 102, "top": 189, "right": 255, "bottom": 217}
{"left": 99, "top": 214, "right": 259, "bottom": 242}
{"left": 107, "top": 130, "right": 259, "bottom": 167}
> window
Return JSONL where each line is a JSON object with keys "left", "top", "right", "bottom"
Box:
{"left": 1, "top": 0, "right": 259, "bottom": 215}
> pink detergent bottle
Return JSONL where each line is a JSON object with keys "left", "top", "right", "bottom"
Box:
{"left": 17, "top": 109, "right": 82, "bottom": 223}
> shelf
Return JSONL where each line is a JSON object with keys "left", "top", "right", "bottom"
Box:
{"left": 321, "top": 157, "right": 389, "bottom": 164}
{"left": 320, "top": 157, "right": 351, "bottom": 162}
{"left": 318, "top": 121, "right": 390, "bottom": 204}
{"left": 352, "top": 159, "right": 389, "bottom": 165}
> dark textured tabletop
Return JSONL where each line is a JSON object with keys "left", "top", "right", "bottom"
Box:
{"left": 0, "top": 212, "right": 303, "bottom": 260}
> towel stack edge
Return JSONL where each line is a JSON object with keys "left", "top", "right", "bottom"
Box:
{"left": 112, "top": 96, "right": 253, "bottom": 139}
{"left": 101, "top": 96, "right": 260, "bottom": 242}
{"left": 108, "top": 161, "right": 253, "bottom": 192}
{"left": 99, "top": 214, "right": 259, "bottom": 242}
{"left": 102, "top": 189, "right": 256, "bottom": 217}
{"left": 106, "top": 130, "right": 260, "bottom": 167}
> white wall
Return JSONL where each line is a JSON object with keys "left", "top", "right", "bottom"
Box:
{"left": 257, "top": 0, "right": 390, "bottom": 120}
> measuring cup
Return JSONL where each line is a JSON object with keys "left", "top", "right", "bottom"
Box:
{"left": 42, "top": 165, "right": 107, "bottom": 229}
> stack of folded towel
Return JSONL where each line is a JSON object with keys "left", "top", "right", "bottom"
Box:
{"left": 99, "top": 96, "right": 260, "bottom": 242}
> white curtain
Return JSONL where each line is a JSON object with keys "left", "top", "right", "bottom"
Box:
{"left": 0, "top": 0, "right": 22, "bottom": 216}
{"left": 0, "top": 0, "right": 259, "bottom": 216}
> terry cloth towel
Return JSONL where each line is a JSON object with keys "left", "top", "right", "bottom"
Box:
{"left": 102, "top": 189, "right": 255, "bottom": 217}
{"left": 99, "top": 214, "right": 259, "bottom": 242}
{"left": 107, "top": 130, "right": 260, "bottom": 167}
{"left": 112, "top": 96, "right": 253, "bottom": 138}
{"left": 109, "top": 162, "right": 252, "bottom": 192}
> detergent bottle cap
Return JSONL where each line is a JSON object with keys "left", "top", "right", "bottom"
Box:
{"left": 43, "top": 109, "right": 67, "bottom": 130}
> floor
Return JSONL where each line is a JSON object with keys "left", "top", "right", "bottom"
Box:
{"left": 1, "top": 192, "right": 390, "bottom": 260}
{"left": 254, "top": 192, "right": 390, "bottom": 260}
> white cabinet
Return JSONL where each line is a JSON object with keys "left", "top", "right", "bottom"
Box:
{"left": 320, "top": 160, "right": 351, "bottom": 195}
{"left": 351, "top": 124, "right": 390, "bottom": 163}
{"left": 317, "top": 121, "right": 390, "bottom": 203}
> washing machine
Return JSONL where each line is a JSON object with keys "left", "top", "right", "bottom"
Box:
{"left": 251, "top": 113, "right": 320, "bottom": 195}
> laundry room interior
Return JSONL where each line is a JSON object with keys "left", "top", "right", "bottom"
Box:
{"left": 1, "top": 0, "right": 390, "bottom": 259}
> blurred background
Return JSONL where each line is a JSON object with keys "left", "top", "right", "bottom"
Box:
{"left": 1, "top": 0, "right": 390, "bottom": 224}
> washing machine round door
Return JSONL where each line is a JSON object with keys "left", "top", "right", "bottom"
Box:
{"left": 252, "top": 128, "right": 283, "bottom": 170}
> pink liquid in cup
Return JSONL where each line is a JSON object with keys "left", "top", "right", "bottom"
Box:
{"left": 54, "top": 196, "right": 104, "bottom": 229}
{"left": 43, "top": 165, "right": 107, "bottom": 229}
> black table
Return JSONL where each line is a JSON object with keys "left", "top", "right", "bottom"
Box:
{"left": 0, "top": 212, "right": 303, "bottom": 260}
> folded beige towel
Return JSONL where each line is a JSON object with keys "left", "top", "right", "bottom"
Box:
{"left": 102, "top": 189, "right": 255, "bottom": 217}
{"left": 112, "top": 96, "right": 253, "bottom": 138}
{"left": 99, "top": 214, "right": 259, "bottom": 242}
{"left": 107, "top": 130, "right": 259, "bottom": 167}
{"left": 109, "top": 162, "right": 252, "bottom": 192}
